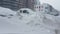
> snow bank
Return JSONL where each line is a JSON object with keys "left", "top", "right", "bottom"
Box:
{"left": 0, "top": 7, "right": 54, "bottom": 34}
{"left": 0, "top": 7, "right": 60, "bottom": 34}
{"left": 0, "top": 7, "right": 16, "bottom": 16}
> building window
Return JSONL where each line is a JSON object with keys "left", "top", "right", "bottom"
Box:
{"left": 37, "top": 6, "right": 38, "bottom": 8}
{"left": 45, "top": 7, "right": 48, "bottom": 9}
{"left": 39, "top": 6, "right": 40, "bottom": 8}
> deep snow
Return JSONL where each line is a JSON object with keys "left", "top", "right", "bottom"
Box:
{"left": 0, "top": 7, "right": 60, "bottom": 34}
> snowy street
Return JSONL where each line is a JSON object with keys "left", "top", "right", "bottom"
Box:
{"left": 0, "top": 5, "right": 60, "bottom": 34}
{"left": 0, "top": 7, "right": 57, "bottom": 34}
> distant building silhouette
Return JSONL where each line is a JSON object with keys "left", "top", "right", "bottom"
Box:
{"left": 0, "top": 0, "right": 40, "bottom": 11}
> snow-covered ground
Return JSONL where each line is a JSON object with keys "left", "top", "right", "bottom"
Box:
{"left": 0, "top": 7, "right": 60, "bottom": 34}
{"left": 40, "top": 3, "right": 60, "bottom": 30}
{"left": 0, "top": 7, "right": 51, "bottom": 34}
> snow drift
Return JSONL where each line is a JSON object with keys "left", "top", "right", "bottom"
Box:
{"left": 0, "top": 5, "right": 60, "bottom": 34}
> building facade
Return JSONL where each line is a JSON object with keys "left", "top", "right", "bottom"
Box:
{"left": 0, "top": 0, "right": 19, "bottom": 11}
{"left": 27, "top": 0, "right": 35, "bottom": 10}
{"left": 34, "top": 0, "right": 40, "bottom": 11}
{"left": 0, "top": 0, "right": 40, "bottom": 11}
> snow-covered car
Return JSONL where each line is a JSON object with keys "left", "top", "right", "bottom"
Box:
{"left": 17, "top": 8, "right": 37, "bottom": 24}
{"left": 17, "top": 8, "right": 35, "bottom": 16}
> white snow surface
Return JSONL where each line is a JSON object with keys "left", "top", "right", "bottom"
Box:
{"left": 0, "top": 7, "right": 60, "bottom": 34}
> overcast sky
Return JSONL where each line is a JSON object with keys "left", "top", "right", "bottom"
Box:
{"left": 40, "top": 0, "right": 60, "bottom": 11}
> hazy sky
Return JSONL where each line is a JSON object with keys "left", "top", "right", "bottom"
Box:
{"left": 40, "top": 0, "right": 60, "bottom": 11}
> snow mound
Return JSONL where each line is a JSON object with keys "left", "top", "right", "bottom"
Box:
{"left": 0, "top": 6, "right": 60, "bottom": 34}
{"left": 17, "top": 8, "right": 39, "bottom": 24}
{"left": 39, "top": 3, "right": 60, "bottom": 30}
{"left": 41, "top": 3, "right": 60, "bottom": 16}
{"left": 0, "top": 7, "right": 53, "bottom": 34}
{"left": 0, "top": 7, "right": 16, "bottom": 18}
{"left": 0, "top": 7, "right": 16, "bottom": 15}
{"left": 41, "top": 14, "right": 60, "bottom": 29}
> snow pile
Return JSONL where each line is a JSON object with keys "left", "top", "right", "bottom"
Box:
{"left": 41, "top": 3, "right": 59, "bottom": 16}
{"left": 0, "top": 7, "right": 54, "bottom": 34}
{"left": 0, "top": 6, "right": 60, "bottom": 34}
{"left": 17, "top": 8, "right": 40, "bottom": 24}
{"left": 16, "top": 7, "right": 60, "bottom": 30}
{"left": 39, "top": 3, "right": 60, "bottom": 30}
{"left": 0, "top": 7, "right": 16, "bottom": 15}
{"left": 0, "top": 7, "right": 16, "bottom": 18}
{"left": 41, "top": 14, "right": 60, "bottom": 29}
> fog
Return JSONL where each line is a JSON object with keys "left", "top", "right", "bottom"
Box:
{"left": 40, "top": 0, "right": 60, "bottom": 11}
